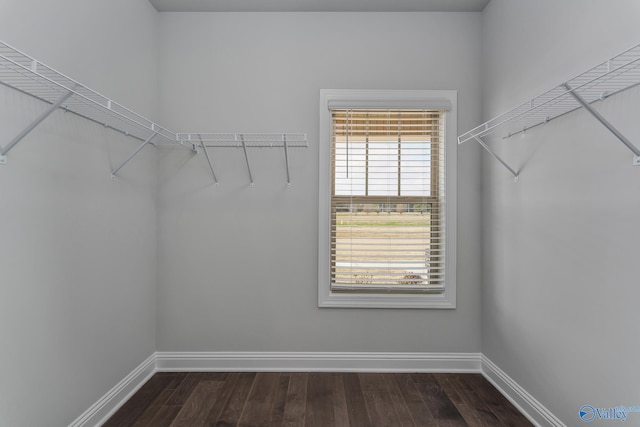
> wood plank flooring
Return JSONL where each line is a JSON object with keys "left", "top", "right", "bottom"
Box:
{"left": 103, "top": 372, "right": 532, "bottom": 427}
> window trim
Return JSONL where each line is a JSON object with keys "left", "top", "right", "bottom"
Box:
{"left": 318, "top": 89, "right": 457, "bottom": 309}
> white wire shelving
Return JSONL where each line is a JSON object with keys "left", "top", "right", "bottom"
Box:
{"left": 0, "top": 40, "right": 307, "bottom": 184}
{"left": 0, "top": 40, "right": 195, "bottom": 172}
{"left": 179, "top": 133, "right": 308, "bottom": 187}
{"left": 458, "top": 42, "right": 640, "bottom": 180}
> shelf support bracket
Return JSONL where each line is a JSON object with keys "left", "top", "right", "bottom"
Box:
{"left": 473, "top": 135, "right": 520, "bottom": 182}
{"left": 111, "top": 132, "right": 158, "bottom": 177}
{"left": 283, "top": 134, "right": 291, "bottom": 187}
{"left": 0, "top": 89, "right": 74, "bottom": 164}
{"left": 198, "top": 134, "right": 218, "bottom": 185}
{"left": 563, "top": 83, "right": 640, "bottom": 165}
{"left": 239, "top": 134, "right": 254, "bottom": 187}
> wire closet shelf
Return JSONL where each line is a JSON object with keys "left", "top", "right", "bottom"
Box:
{"left": 179, "top": 133, "right": 308, "bottom": 148}
{"left": 0, "top": 40, "right": 307, "bottom": 184}
{"left": 179, "top": 133, "right": 308, "bottom": 187}
{"left": 0, "top": 40, "right": 188, "bottom": 151}
{"left": 458, "top": 42, "right": 640, "bottom": 179}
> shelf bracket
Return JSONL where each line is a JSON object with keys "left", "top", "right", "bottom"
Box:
{"left": 473, "top": 135, "right": 520, "bottom": 182}
{"left": 198, "top": 134, "right": 218, "bottom": 185}
{"left": 283, "top": 134, "right": 291, "bottom": 187}
{"left": 563, "top": 83, "right": 640, "bottom": 166}
{"left": 0, "top": 89, "right": 74, "bottom": 164}
{"left": 111, "top": 132, "right": 158, "bottom": 177}
{"left": 239, "top": 134, "right": 254, "bottom": 187}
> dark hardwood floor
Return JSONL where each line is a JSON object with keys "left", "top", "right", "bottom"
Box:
{"left": 103, "top": 372, "right": 533, "bottom": 427}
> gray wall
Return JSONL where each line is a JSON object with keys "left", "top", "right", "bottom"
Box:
{"left": 481, "top": 0, "right": 640, "bottom": 425}
{"left": 0, "top": 1, "right": 160, "bottom": 426}
{"left": 156, "top": 12, "right": 483, "bottom": 353}
{"left": 7, "top": 3, "right": 637, "bottom": 425}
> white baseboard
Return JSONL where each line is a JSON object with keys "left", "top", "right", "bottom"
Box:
{"left": 155, "top": 351, "right": 482, "bottom": 373}
{"left": 67, "top": 354, "right": 157, "bottom": 427}
{"left": 69, "top": 352, "right": 565, "bottom": 427}
{"left": 481, "top": 355, "right": 565, "bottom": 427}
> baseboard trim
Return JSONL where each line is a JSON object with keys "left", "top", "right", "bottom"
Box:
{"left": 155, "top": 351, "right": 482, "bottom": 373}
{"left": 70, "top": 352, "right": 566, "bottom": 427}
{"left": 481, "top": 355, "right": 565, "bottom": 427}
{"left": 68, "top": 354, "right": 157, "bottom": 427}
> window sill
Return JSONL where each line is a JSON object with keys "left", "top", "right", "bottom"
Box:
{"left": 318, "top": 289, "right": 456, "bottom": 309}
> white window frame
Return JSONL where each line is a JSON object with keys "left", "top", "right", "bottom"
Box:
{"left": 318, "top": 89, "right": 457, "bottom": 309}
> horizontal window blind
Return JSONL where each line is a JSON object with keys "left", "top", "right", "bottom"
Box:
{"left": 330, "top": 109, "right": 445, "bottom": 292}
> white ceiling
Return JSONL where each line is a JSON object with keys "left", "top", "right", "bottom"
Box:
{"left": 148, "top": 0, "right": 491, "bottom": 13}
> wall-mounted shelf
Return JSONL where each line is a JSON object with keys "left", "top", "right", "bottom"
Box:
{"left": 0, "top": 40, "right": 195, "bottom": 169}
{"left": 458, "top": 42, "right": 640, "bottom": 180}
{"left": 0, "top": 40, "right": 307, "bottom": 184}
{"left": 179, "top": 133, "right": 308, "bottom": 186}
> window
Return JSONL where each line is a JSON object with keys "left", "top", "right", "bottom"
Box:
{"left": 319, "top": 90, "right": 457, "bottom": 308}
